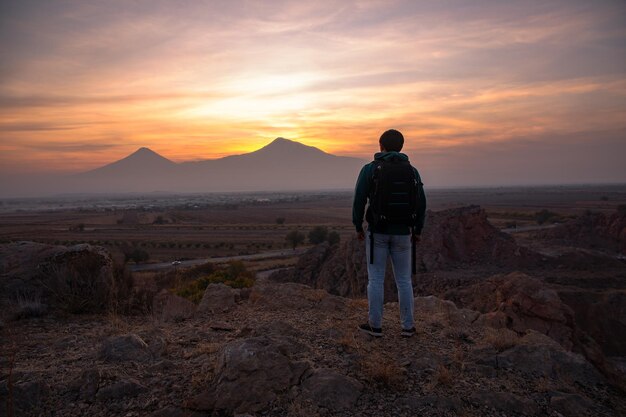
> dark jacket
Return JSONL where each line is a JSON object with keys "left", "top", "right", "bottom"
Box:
{"left": 352, "top": 151, "right": 426, "bottom": 235}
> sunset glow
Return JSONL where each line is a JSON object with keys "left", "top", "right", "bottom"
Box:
{"left": 1, "top": 0, "right": 625, "bottom": 185}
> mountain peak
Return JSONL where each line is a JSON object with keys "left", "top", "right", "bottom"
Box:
{"left": 258, "top": 137, "right": 326, "bottom": 155}
{"left": 131, "top": 147, "right": 160, "bottom": 156}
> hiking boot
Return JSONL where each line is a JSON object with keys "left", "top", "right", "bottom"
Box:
{"left": 358, "top": 323, "right": 382, "bottom": 337}
{"left": 401, "top": 327, "right": 417, "bottom": 338}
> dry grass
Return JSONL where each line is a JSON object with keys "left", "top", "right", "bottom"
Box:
{"left": 286, "top": 400, "right": 321, "bottom": 417}
{"left": 303, "top": 289, "right": 327, "bottom": 302}
{"left": 195, "top": 342, "right": 221, "bottom": 356}
{"left": 106, "top": 311, "right": 131, "bottom": 334}
{"left": 429, "top": 364, "right": 453, "bottom": 389}
{"left": 483, "top": 327, "right": 520, "bottom": 352}
{"left": 337, "top": 332, "right": 359, "bottom": 351}
{"left": 534, "top": 377, "right": 554, "bottom": 393}
{"left": 360, "top": 352, "right": 406, "bottom": 389}
{"left": 348, "top": 298, "right": 368, "bottom": 309}
{"left": 12, "top": 294, "right": 47, "bottom": 320}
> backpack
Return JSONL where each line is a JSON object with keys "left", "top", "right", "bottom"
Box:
{"left": 366, "top": 157, "right": 422, "bottom": 228}
{"left": 365, "top": 156, "right": 423, "bottom": 273}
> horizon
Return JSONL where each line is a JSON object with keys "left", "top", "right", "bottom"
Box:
{"left": 1, "top": 0, "right": 625, "bottom": 188}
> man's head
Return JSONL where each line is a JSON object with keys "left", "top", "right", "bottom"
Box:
{"left": 379, "top": 129, "right": 404, "bottom": 152}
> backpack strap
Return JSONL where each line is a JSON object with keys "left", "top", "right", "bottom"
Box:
{"left": 369, "top": 228, "right": 374, "bottom": 265}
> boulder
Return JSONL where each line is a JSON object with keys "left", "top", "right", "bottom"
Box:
{"left": 300, "top": 369, "right": 363, "bottom": 412}
{"left": 451, "top": 272, "right": 577, "bottom": 349}
{"left": 414, "top": 295, "right": 480, "bottom": 326}
{"left": 494, "top": 344, "right": 604, "bottom": 385}
{"left": 249, "top": 281, "right": 320, "bottom": 310}
{"left": 153, "top": 289, "right": 196, "bottom": 321}
{"left": 96, "top": 378, "right": 145, "bottom": 401}
{"left": 0, "top": 379, "right": 49, "bottom": 415}
{"left": 98, "top": 333, "right": 152, "bottom": 362}
{"left": 197, "top": 283, "right": 238, "bottom": 313}
{"left": 469, "top": 390, "right": 538, "bottom": 415}
{"left": 549, "top": 392, "right": 593, "bottom": 417}
{"left": 0, "top": 241, "right": 124, "bottom": 314}
{"left": 68, "top": 368, "right": 101, "bottom": 402}
{"left": 186, "top": 336, "right": 309, "bottom": 414}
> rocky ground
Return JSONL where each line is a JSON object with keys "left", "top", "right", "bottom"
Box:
{"left": 1, "top": 205, "right": 625, "bottom": 416}
{"left": 2, "top": 277, "right": 625, "bottom": 417}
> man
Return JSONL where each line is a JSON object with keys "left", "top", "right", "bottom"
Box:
{"left": 352, "top": 129, "right": 426, "bottom": 338}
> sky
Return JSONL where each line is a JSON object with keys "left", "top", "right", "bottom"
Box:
{"left": 1, "top": 0, "right": 625, "bottom": 186}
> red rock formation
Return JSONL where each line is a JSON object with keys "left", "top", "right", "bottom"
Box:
{"left": 536, "top": 210, "right": 626, "bottom": 255}
{"left": 272, "top": 206, "right": 538, "bottom": 301}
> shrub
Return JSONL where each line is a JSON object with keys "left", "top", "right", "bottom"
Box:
{"left": 618, "top": 204, "right": 626, "bottom": 214}
{"left": 285, "top": 230, "right": 305, "bottom": 250}
{"left": 175, "top": 261, "right": 254, "bottom": 303}
{"left": 308, "top": 226, "right": 328, "bottom": 244}
{"left": 124, "top": 248, "right": 150, "bottom": 263}
{"left": 275, "top": 217, "right": 286, "bottom": 225}
{"left": 13, "top": 294, "right": 47, "bottom": 320}
{"left": 327, "top": 231, "right": 340, "bottom": 245}
{"left": 534, "top": 209, "right": 558, "bottom": 225}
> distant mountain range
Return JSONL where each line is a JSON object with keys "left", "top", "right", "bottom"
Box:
{"left": 11, "top": 138, "right": 367, "bottom": 196}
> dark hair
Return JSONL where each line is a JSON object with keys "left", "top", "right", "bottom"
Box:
{"left": 379, "top": 129, "right": 404, "bottom": 152}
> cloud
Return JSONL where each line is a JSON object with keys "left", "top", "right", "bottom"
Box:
{"left": 0, "top": 0, "right": 624, "bottom": 184}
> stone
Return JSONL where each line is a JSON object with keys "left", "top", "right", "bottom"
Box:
{"left": 453, "top": 272, "right": 578, "bottom": 349}
{"left": 186, "top": 336, "right": 310, "bottom": 414}
{"left": 0, "top": 379, "right": 49, "bottom": 414}
{"left": 249, "top": 281, "right": 318, "bottom": 310}
{"left": 414, "top": 295, "right": 480, "bottom": 326}
{"left": 152, "top": 289, "right": 196, "bottom": 321}
{"left": 549, "top": 392, "right": 593, "bottom": 417}
{"left": 69, "top": 369, "right": 101, "bottom": 402}
{"left": 395, "top": 395, "right": 463, "bottom": 412}
{"left": 98, "top": 333, "right": 152, "bottom": 362}
{"left": 197, "top": 283, "right": 238, "bottom": 313}
{"left": 0, "top": 241, "right": 123, "bottom": 314}
{"left": 96, "top": 378, "right": 145, "bottom": 401}
{"left": 469, "top": 390, "right": 538, "bottom": 415}
{"left": 300, "top": 369, "right": 363, "bottom": 411}
{"left": 495, "top": 344, "right": 604, "bottom": 385}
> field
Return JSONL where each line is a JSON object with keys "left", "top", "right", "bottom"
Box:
{"left": 1, "top": 185, "right": 624, "bottom": 265}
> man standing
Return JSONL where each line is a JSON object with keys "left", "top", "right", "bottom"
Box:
{"left": 352, "top": 129, "right": 426, "bottom": 338}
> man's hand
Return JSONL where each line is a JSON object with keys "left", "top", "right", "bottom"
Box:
{"left": 412, "top": 234, "right": 421, "bottom": 244}
{"left": 357, "top": 231, "right": 365, "bottom": 241}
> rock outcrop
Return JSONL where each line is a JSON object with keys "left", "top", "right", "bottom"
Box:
{"left": 0, "top": 241, "right": 125, "bottom": 314}
{"left": 186, "top": 335, "right": 309, "bottom": 414}
{"left": 197, "top": 283, "right": 239, "bottom": 313}
{"left": 447, "top": 272, "right": 577, "bottom": 349}
{"left": 535, "top": 209, "right": 626, "bottom": 255}
{"left": 272, "top": 206, "right": 538, "bottom": 301}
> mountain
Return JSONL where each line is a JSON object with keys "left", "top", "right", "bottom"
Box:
{"left": 68, "top": 138, "right": 367, "bottom": 194}
{"left": 81, "top": 147, "right": 177, "bottom": 178}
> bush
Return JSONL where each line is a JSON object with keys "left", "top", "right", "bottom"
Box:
{"left": 534, "top": 209, "right": 558, "bottom": 225}
{"left": 175, "top": 261, "right": 255, "bottom": 303}
{"left": 618, "top": 204, "right": 626, "bottom": 214}
{"left": 286, "top": 230, "right": 305, "bottom": 250}
{"left": 327, "top": 231, "right": 340, "bottom": 245}
{"left": 124, "top": 248, "right": 150, "bottom": 263}
{"left": 275, "top": 217, "right": 286, "bottom": 225}
{"left": 308, "top": 226, "right": 328, "bottom": 244}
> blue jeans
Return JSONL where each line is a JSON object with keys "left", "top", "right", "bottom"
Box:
{"left": 366, "top": 232, "right": 414, "bottom": 330}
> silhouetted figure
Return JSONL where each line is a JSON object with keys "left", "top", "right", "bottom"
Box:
{"left": 352, "top": 129, "right": 426, "bottom": 337}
